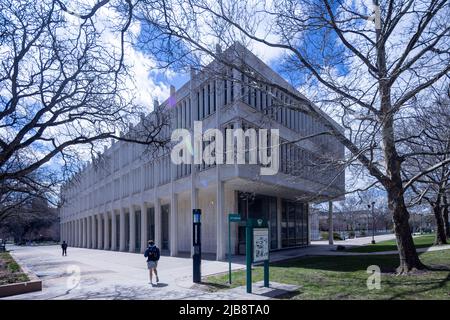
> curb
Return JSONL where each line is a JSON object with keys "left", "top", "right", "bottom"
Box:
{"left": 0, "top": 251, "right": 42, "bottom": 298}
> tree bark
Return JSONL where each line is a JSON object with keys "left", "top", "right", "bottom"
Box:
{"left": 388, "top": 187, "right": 426, "bottom": 273}
{"left": 380, "top": 79, "right": 425, "bottom": 272}
{"left": 432, "top": 203, "right": 447, "bottom": 244}
{"left": 443, "top": 194, "right": 450, "bottom": 239}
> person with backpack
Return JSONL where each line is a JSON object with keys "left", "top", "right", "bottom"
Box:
{"left": 144, "top": 240, "right": 160, "bottom": 285}
{"left": 61, "top": 241, "right": 68, "bottom": 256}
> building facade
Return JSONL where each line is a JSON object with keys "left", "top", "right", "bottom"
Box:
{"left": 59, "top": 43, "right": 345, "bottom": 260}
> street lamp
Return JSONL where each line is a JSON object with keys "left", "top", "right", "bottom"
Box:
{"left": 368, "top": 202, "right": 376, "bottom": 244}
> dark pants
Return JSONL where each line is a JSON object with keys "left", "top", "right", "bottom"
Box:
{"left": 62, "top": 248, "right": 67, "bottom": 256}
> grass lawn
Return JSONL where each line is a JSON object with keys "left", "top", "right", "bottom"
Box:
{"left": 0, "top": 252, "right": 29, "bottom": 285}
{"left": 205, "top": 249, "right": 450, "bottom": 299}
{"left": 347, "top": 234, "right": 436, "bottom": 253}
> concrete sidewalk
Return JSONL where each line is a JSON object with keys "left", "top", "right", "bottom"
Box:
{"left": 2, "top": 245, "right": 248, "bottom": 300}
{"left": 5, "top": 234, "right": 445, "bottom": 300}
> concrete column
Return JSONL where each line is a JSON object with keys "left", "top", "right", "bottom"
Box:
{"left": 190, "top": 187, "right": 198, "bottom": 256}
{"left": 82, "top": 218, "right": 87, "bottom": 248}
{"left": 85, "top": 217, "right": 89, "bottom": 247}
{"left": 87, "top": 216, "right": 91, "bottom": 248}
{"left": 170, "top": 193, "right": 178, "bottom": 256}
{"left": 277, "top": 197, "right": 282, "bottom": 249}
{"left": 79, "top": 219, "right": 83, "bottom": 247}
{"left": 76, "top": 220, "right": 79, "bottom": 246}
{"left": 328, "top": 201, "right": 334, "bottom": 245}
{"left": 111, "top": 211, "right": 117, "bottom": 251}
{"left": 103, "top": 212, "right": 109, "bottom": 250}
{"left": 154, "top": 198, "right": 161, "bottom": 249}
{"left": 216, "top": 181, "right": 225, "bottom": 260}
{"left": 67, "top": 221, "right": 73, "bottom": 246}
{"left": 76, "top": 220, "right": 78, "bottom": 247}
{"left": 140, "top": 202, "right": 148, "bottom": 253}
{"left": 74, "top": 221, "right": 78, "bottom": 247}
{"left": 307, "top": 203, "right": 311, "bottom": 245}
{"left": 129, "top": 206, "right": 136, "bottom": 252}
{"left": 97, "top": 214, "right": 103, "bottom": 249}
{"left": 119, "top": 208, "right": 126, "bottom": 251}
{"left": 92, "top": 215, "right": 97, "bottom": 249}
{"left": 73, "top": 221, "right": 76, "bottom": 246}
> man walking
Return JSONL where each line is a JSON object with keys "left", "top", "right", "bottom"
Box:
{"left": 61, "top": 241, "right": 68, "bottom": 256}
{"left": 144, "top": 240, "right": 160, "bottom": 285}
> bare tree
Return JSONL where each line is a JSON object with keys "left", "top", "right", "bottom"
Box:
{"left": 0, "top": 196, "right": 59, "bottom": 243}
{"left": 0, "top": 0, "right": 169, "bottom": 210}
{"left": 403, "top": 91, "right": 450, "bottom": 243}
{"left": 135, "top": 0, "right": 450, "bottom": 272}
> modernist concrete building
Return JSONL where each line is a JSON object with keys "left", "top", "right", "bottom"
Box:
{"left": 59, "top": 43, "right": 345, "bottom": 260}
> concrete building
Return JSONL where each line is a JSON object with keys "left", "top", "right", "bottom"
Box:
{"left": 59, "top": 43, "right": 345, "bottom": 260}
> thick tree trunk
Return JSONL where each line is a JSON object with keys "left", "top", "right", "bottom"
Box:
{"left": 380, "top": 88, "right": 425, "bottom": 272}
{"left": 443, "top": 194, "right": 450, "bottom": 239}
{"left": 388, "top": 188, "right": 426, "bottom": 273}
{"left": 432, "top": 203, "right": 447, "bottom": 245}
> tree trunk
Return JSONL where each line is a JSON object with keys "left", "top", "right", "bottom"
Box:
{"left": 381, "top": 119, "right": 425, "bottom": 272}
{"left": 432, "top": 203, "right": 447, "bottom": 245}
{"left": 443, "top": 194, "right": 450, "bottom": 239}
{"left": 389, "top": 188, "right": 426, "bottom": 273}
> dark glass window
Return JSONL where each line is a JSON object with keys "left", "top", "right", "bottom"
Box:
{"left": 147, "top": 207, "right": 155, "bottom": 242}
{"left": 208, "top": 84, "right": 211, "bottom": 115}
{"left": 135, "top": 211, "right": 141, "bottom": 252}
{"left": 237, "top": 192, "right": 278, "bottom": 251}
{"left": 124, "top": 212, "right": 130, "bottom": 251}
{"left": 161, "top": 204, "right": 170, "bottom": 251}
{"left": 116, "top": 214, "right": 120, "bottom": 249}
{"left": 281, "top": 200, "right": 308, "bottom": 248}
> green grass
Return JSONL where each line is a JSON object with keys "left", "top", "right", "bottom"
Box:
{"left": 0, "top": 252, "right": 29, "bottom": 285}
{"left": 346, "top": 234, "right": 436, "bottom": 253}
{"left": 205, "top": 249, "right": 450, "bottom": 299}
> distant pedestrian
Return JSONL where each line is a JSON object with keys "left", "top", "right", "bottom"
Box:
{"left": 144, "top": 240, "right": 160, "bottom": 285}
{"left": 61, "top": 241, "right": 68, "bottom": 256}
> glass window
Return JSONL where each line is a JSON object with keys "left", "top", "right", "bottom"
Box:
{"left": 147, "top": 207, "right": 155, "bottom": 242}
{"left": 161, "top": 204, "right": 170, "bottom": 251}
{"left": 124, "top": 212, "right": 129, "bottom": 251}
{"left": 281, "top": 200, "right": 308, "bottom": 248}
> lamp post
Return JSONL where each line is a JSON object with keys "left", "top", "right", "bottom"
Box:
{"left": 368, "top": 202, "right": 375, "bottom": 244}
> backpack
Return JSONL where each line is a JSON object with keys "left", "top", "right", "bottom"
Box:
{"left": 147, "top": 246, "right": 159, "bottom": 261}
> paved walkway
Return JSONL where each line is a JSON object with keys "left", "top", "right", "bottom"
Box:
{"left": 3, "top": 245, "right": 251, "bottom": 300}
{"left": 5, "top": 234, "right": 447, "bottom": 300}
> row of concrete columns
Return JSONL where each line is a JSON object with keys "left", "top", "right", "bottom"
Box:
{"left": 61, "top": 202, "right": 150, "bottom": 254}
{"left": 60, "top": 182, "right": 227, "bottom": 260}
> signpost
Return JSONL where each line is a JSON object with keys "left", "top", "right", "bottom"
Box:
{"left": 228, "top": 213, "right": 241, "bottom": 284}
{"left": 245, "top": 218, "right": 270, "bottom": 293}
{"left": 193, "top": 209, "right": 201, "bottom": 283}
